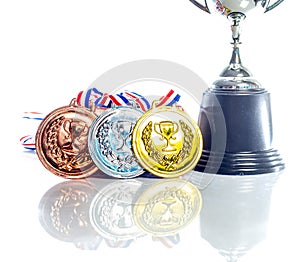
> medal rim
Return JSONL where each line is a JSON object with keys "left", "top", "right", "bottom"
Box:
{"left": 132, "top": 105, "right": 203, "bottom": 178}
{"left": 36, "top": 103, "right": 98, "bottom": 179}
{"left": 88, "top": 106, "right": 145, "bottom": 179}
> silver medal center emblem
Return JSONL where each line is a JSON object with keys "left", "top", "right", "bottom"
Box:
{"left": 88, "top": 106, "right": 144, "bottom": 178}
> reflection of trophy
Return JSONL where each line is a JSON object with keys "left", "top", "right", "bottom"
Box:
{"left": 154, "top": 121, "right": 179, "bottom": 152}
{"left": 200, "top": 172, "right": 281, "bottom": 261}
{"left": 189, "top": 1, "right": 285, "bottom": 175}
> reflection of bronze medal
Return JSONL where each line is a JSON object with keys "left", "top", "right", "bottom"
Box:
{"left": 133, "top": 179, "right": 202, "bottom": 236}
{"left": 38, "top": 180, "right": 101, "bottom": 249}
{"left": 36, "top": 99, "right": 99, "bottom": 179}
{"left": 132, "top": 103, "right": 203, "bottom": 178}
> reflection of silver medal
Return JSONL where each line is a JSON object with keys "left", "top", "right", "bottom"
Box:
{"left": 89, "top": 180, "right": 145, "bottom": 241}
{"left": 88, "top": 105, "right": 144, "bottom": 178}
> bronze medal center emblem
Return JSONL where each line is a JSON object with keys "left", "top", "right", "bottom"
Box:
{"left": 36, "top": 99, "right": 98, "bottom": 179}
{"left": 132, "top": 104, "right": 203, "bottom": 178}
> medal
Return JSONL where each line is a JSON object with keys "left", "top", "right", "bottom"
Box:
{"left": 133, "top": 179, "right": 202, "bottom": 236}
{"left": 132, "top": 102, "right": 203, "bottom": 178}
{"left": 88, "top": 104, "right": 144, "bottom": 178}
{"left": 35, "top": 99, "right": 99, "bottom": 179}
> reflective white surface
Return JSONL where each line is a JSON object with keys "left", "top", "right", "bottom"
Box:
{"left": 4, "top": 151, "right": 300, "bottom": 262}
{"left": 1, "top": 0, "right": 300, "bottom": 261}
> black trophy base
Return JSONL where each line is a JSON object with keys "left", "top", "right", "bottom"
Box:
{"left": 197, "top": 88, "right": 285, "bottom": 176}
{"left": 196, "top": 149, "right": 284, "bottom": 175}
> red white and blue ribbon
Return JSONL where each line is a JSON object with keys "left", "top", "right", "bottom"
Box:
{"left": 20, "top": 135, "right": 36, "bottom": 151}
{"left": 156, "top": 89, "right": 181, "bottom": 107}
{"left": 77, "top": 88, "right": 151, "bottom": 112}
{"left": 20, "top": 112, "right": 44, "bottom": 151}
{"left": 22, "top": 112, "right": 45, "bottom": 121}
{"left": 104, "top": 239, "right": 133, "bottom": 248}
{"left": 152, "top": 234, "right": 180, "bottom": 248}
{"left": 20, "top": 89, "right": 182, "bottom": 151}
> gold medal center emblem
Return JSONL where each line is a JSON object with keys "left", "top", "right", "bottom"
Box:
{"left": 132, "top": 103, "right": 203, "bottom": 178}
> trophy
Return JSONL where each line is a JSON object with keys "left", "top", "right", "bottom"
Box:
{"left": 154, "top": 121, "right": 179, "bottom": 152}
{"left": 190, "top": 0, "right": 285, "bottom": 175}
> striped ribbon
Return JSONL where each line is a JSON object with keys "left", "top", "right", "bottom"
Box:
{"left": 20, "top": 135, "right": 36, "bottom": 151}
{"left": 76, "top": 88, "right": 151, "bottom": 112}
{"left": 157, "top": 89, "right": 181, "bottom": 107}
{"left": 22, "top": 112, "right": 45, "bottom": 120}
{"left": 20, "top": 112, "right": 45, "bottom": 151}
{"left": 152, "top": 234, "right": 180, "bottom": 248}
{"left": 104, "top": 239, "right": 133, "bottom": 248}
{"left": 20, "top": 88, "right": 182, "bottom": 151}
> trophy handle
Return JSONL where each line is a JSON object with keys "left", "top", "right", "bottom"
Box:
{"left": 189, "top": 0, "right": 210, "bottom": 14}
{"left": 154, "top": 123, "right": 164, "bottom": 140}
{"left": 264, "top": 0, "right": 284, "bottom": 13}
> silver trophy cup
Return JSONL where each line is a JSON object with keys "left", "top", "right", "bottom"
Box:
{"left": 190, "top": 0, "right": 285, "bottom": 175}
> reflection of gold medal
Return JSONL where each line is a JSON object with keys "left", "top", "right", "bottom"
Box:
{"left": 132, "top": 103, "right": 203, "bottom": 178}
{"left": 36, "top": 99, "right": 99, "bottom": 179}
{"left": 133, "top": 179, "right": 202, "bottom": 236}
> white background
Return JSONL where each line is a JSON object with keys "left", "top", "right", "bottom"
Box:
{"left": 1, "top": 1, "right": 299, "bottom": 261}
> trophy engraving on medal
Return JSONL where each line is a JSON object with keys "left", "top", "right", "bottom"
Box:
{"left": 111, "top": 120, "right": 134, "bottom": 153}
{"left": 189, "top": 0, "right": 285, "bottom": 175}
{"left": 154, "top": 121, "right": 179, "bottom": 152}
{"left": 88, "top": 106, "right": 144, "bottom": 178}
{"left": 132, "top": 103, "right": 203, "bottom": 178}
{"left": 36, "top": 99, "right": 98, "bottom": 179}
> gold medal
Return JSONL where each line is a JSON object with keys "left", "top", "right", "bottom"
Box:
{"left": 133, "top": 179, "right": 202, "bottom": 236}
{"left": 132, "top": 102, "right": 203, "bottom": 178}
{"left": 36, "top": 99, "right": 99, "bottom": 179}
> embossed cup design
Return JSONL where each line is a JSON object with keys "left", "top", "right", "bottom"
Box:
{"left": 111, "top": 121, "right": 134, "bottom": 153}
{"left": 154, "top": 121, "right": 179, "bottom": 152}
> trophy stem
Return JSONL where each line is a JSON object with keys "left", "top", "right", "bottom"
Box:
{"left": 213, "top": 12, "right": 261, "bottom": 90}
{"left": 219, "top": 12, "right": 251, "bottom": 78}
{"left": 229, "top": 12, "right": 245, "bottom": 48}
{"left": 228, "top": 12, "right": 244, "bottom": 71}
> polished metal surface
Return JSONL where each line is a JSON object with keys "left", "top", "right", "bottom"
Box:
{"left": 132, "top": 103, "right": 203, "bottom": 178}
{"left": 189, "top": 0, "right": 285, "bottom": 175}
{"left": 88, "top": 105, "right": 144, "bottom": 178}
{"left": 35, "top": 99, "right": 98, "bottom": 179}
{"left": 189, "top": 0, "right": 284, "bottom": 15}
{"left": 189, "top": 0, "right": 285, "bottom": 91}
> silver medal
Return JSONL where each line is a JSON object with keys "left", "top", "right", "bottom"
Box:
{"left": 88, "top": 105, "right": 144, "bottom": 178}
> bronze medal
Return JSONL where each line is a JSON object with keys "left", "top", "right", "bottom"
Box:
{"left": 36, "top": 99, "right": 99, "bottom": 179}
